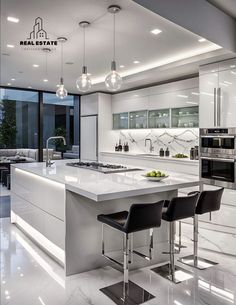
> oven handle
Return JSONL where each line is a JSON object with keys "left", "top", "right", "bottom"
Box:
{"left": 217, "top": 87, "right": 221, "bottom": 127}
{"left": 201, "top": 157, "right": 235, "bottom": 163}
{"left": 200, "top": 135, "right": 235, "bottom": 138}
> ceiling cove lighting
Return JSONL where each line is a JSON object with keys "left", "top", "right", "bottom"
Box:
{"left": 76, "top": 21, "right": 92, "bottom": 92}
{"left": 7, "top": 16, "right": 19, "bottom": 23}
{"left": 7, "top": 44, "right": 14, "bottom": 48}
{"left": 105, "top": 5, "right": 122, "bottom": 92}
{"left": 198, "top": 38, "right": 206, "bottom": 42}
{"left": 150, "top": 28, "right": 162, "bottom": 35}
{"left": 56, "top": 37, "right": 68, "bottom": 99}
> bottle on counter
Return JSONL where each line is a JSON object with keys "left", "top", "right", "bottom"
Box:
{"left": 190, "top": 147, "right": 195, "bottom": 160}
{"left": 195, "top": 146, "right": 199, "bottom": 160}
{"left": 159, "top": 148, "right": 164, "bottom": 157}
{"left": 118, "top": 139, "right": 123, "bottom": 151}
{"left": 165, "top": 147, "right": 170, "bottom": 157}
{"left": 115, "top": 143, "right": 119, "bottom": 152}
{"left": 123, "top": 142, "right": 129, "bottom": 152}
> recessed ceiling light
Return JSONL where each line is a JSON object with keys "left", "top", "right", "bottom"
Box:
{"left": 28, "top": 86, "right": 32, "bottom": 89}
{"left": 7, "top": 16, "right": 19, "bottom": 23}
{"left": 43, "top": 79, "right": 48, "bottom": 82}
{"left": 133, "top": 60, "right": 140, "bottom": 64}
{"left": 150, "top": 28, "right": 162, "bottom": 35}
{"left": 230, "top": 65, "right": 236, "bottom": 68}
{"left": 198, "top": 38, "right": 206, "bottom": 42}
{"left": 119, "top": 65, "right": 125, "bottom": 68}
{"left": 7, "top": 44, "right": 15, "bottom": 48}
{"left": 177, "top": 94, "right": 188, "bottom": 98}
{"left": 133, "top": 94, "right": 139, "bottom": 97}
{"left": 7, "top": 83, "right": 11, "bottom": 86}
{"left": 11, "top": 78, "right": 15, "bottom": 81}
{"left": 33, "top": 64, "right": 39, "bottom": 68}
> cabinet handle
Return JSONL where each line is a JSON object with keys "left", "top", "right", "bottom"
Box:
{"left": 214, "top": 88, "right": 217, "bottom": 127}
{"left": 217, "top": 87, "right": 221, "bottom": 126}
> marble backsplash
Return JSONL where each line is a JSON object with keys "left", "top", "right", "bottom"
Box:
{"left": 109, "top": 128, "right": 199, "bottom": 156}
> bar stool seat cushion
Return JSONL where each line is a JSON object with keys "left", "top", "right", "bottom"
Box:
{"left": 97, "top": 211, "right": 128, "bottom": 232}
{"left": 162, "top": 193, "right": 199, "bottom": 222}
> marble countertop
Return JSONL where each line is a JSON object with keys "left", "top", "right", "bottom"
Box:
{"left": 100, "top": 151, "right": 199, "bottom": 164}
{"left": 12, "top": 159, "right": 201, "bottom": 201}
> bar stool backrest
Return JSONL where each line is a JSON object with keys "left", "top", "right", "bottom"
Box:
{"left": 124, "top": 200, "right": 164, "bottom": 233}
{"left": 195, "top": 187, "right": 224, "bottom": 215}
{"left": 165, "top": 193, "right": 199, "bottom": 222}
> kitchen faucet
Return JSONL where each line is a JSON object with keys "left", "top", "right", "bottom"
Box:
{"left": 46, "top": 136, "right": 66, "bottom": 167}
{"left": 145, "top": 138, "right": 154, "bottom": 153}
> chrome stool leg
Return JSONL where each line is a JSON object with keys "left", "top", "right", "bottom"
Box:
{"left": 152, "top": 222, "right": 193, "bottom": 284}
{"left": 100, "top": 228, "right": 155, "bottom": 304}
{"left": 179, "top": 215, "right": 218, "bottom": 270}
{"left": 174, "top": 221, "right": 187, "bottom": 253}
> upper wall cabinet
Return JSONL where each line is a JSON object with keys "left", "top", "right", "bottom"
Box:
{"left": 111, "top": 78, "right": 199, "bottom": 114}
{"left": 199, "top": 58, "right": 236, "bottom": 128}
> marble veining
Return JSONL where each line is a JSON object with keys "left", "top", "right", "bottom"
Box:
{"left": 111, "top": 128, "right": 199, "bottom": 155}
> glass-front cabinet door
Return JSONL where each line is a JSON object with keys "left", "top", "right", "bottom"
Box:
{"left": 113, "top": 112, "right": 128, "bottom": 129}
{"left": 171, "top": 106, "right": 199, "bottom": 128}
{"left": 129, "top": 110, "right": 148, "bottom": 129}
{"left": 148, "top": 109, "right": 170, "bottom": 128}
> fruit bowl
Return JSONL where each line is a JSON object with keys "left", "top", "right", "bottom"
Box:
{"left": 142, "top": 170, "right": 169, "bottom": 182}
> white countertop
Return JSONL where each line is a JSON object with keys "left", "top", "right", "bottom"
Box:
{"left": 100, "top": 151, "right": 199, "bottom": 165}
{"left": 12, "top": 160, "right": 201, "bottom": 202}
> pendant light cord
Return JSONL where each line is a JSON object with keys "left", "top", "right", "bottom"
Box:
{"left": 61, "top": 42, "right": 64, "bottom": 79}
{"left": 45, "top": 52, "right": 48, "bottom": 77}
{"left": 113, "top": 13, "right": 116, "bottom": 61}
{"left": 83, "top": 26, "right": 86, "bottom": 67}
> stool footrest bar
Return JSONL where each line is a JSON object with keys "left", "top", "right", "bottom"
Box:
{"left": 102, "top": 254, "right": 123, "bottom": 267}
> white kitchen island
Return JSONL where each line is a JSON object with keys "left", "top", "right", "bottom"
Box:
{"left": 10, "top": 160, "right": 201, "bottom": 276}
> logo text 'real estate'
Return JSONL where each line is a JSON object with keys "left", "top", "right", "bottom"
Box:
{"left": 20, "top": 17, "right": 57, "bottom": 47}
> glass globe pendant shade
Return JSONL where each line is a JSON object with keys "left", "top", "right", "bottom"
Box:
{"left": 105, "top": 61, "right": 122, "bottom": 92}
{"left": 56, "top": 78, "right": 68, "bottom": 99}
{"left": 76, "top": 66, "right": 92, "bottom": 92}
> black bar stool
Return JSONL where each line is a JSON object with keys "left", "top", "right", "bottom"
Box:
{"left": 97, "top": 200, "right": 164, "bottom": 305}
{"left": 151, "top": 193, "right": 199, "bottom": 284}
{"left": 179, "top": 187, "right": 224, "bottom": 270}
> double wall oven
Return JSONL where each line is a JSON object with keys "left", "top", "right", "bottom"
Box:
{"left": 200, "top": 128, "right": 236, "bottom": 189}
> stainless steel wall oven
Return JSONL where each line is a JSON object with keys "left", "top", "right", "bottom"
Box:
{"left": 200, "top": 128, "right": 236, "bottom": 189}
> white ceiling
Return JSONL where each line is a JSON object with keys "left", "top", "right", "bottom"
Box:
{"left": 0, "top": 0, "right": 229, "bottom": 94}
{"left": 207, "top": 0, "right": 236, "bottom": 18}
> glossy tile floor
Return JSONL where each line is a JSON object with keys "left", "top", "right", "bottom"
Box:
{"left": 1, "top": 191, "right": 236, "bottom": 304}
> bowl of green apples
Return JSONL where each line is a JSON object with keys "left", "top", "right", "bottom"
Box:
{"left": 142, "top": 170, "right": 169, "bottom": 181}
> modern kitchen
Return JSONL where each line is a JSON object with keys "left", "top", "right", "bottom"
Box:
{"left": 1, "top": 1, "right": 236, "bottom": 305}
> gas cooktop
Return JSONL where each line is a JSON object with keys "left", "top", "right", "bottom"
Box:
{"left": 66, "top": 161, "right": 141, "bottom": 174}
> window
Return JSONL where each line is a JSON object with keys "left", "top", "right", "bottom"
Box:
{"left": 0, "top": 87, "right": 80, "bottom": 163}
{"left": 43, "top": 93, "right": 80, "bottom": 160}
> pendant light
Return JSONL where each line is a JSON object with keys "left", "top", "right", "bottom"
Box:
{"left": 56, "top": 37, "right": 68, "bottom": 99}
{"left": 76, "top": 21, "right": 92, "bottom": 92}
{"left": 105, "top": 5, "right": 122, "bottom": 92}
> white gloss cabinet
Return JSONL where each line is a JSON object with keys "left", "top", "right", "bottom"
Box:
{"left": 199, "top": 69, "right": 218, "bottom": 128}
{"left": 199, "top": 58, "right": 236, "bottom": 128}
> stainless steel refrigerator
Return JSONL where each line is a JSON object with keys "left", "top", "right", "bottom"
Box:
{"left": 80, "top": 115, "right": 98, "bottom": 161}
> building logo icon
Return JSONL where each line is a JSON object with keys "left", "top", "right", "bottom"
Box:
{"left": 28, "top": 17, "right": 49, "bottom": 40}
{"left": 20, "top": 17, "right": 57, "bottom": 49}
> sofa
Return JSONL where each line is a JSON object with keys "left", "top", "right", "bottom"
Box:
{"left": 63, "top": 145, "right": 80, "bottom": 159}
{"left": 0, "top": 148, "right": 55, "bottom": 162}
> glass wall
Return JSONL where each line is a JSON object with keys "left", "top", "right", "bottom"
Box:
{"left": 43, "top": 93, "right": 79, "bottom": 160}
{"left": 0, "top": 87, "right": 80, "bottom": 162}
